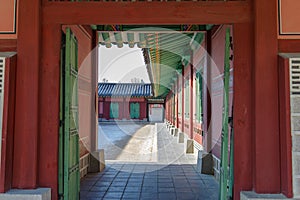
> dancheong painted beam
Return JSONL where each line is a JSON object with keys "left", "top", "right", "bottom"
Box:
{"left": 43, "top": 1, "right": 251, "bottom": 25}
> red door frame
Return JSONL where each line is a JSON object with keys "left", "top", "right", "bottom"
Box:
{"left": 11, "top": 0, "right": 289, "bottom": 200}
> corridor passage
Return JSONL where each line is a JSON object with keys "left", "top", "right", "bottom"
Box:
{"left": 80, "top": 123, "right": 219, "bottom": 200}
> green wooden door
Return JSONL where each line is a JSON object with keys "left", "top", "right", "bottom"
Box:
{"left": 219, "top": 27, "right": 233, "bottom": 200}
{"left": 110, "top": 102, "right": 119, "bottom": 119}
{"left": 130, "top": 102, "right": 140, "bottom": 119}
{"left": 59, "top": 28, "right": 80, "bottom": 200}
{"left": 135, "top": 103, "right": 140, "bottom": 119}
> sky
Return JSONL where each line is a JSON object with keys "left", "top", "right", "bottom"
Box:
{"left": 98, "top": 44, "right": 150, "bottom": 83}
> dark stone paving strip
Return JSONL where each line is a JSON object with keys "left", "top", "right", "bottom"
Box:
{"left": 81, "top": 163, "right": 219, "bottom": 200}
{"left": 81, "top": 124, "right": 219, "bottom": 200}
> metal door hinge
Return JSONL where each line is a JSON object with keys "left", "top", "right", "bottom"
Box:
{"left": 58, "top": 193, "right": 64, "bottom": 200}
{"left": 59, "top": 120, "right": 64, "bottom": 127}
{"left": 228, "top": 117, "right": 233, "bottom": 128}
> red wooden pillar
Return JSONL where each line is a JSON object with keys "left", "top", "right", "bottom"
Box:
{"left": 278, "top": 55, "right": 293, "bottom": 198}
{"left": 140, "top": 101, "right": 147, "bottom": 120}
{"left": 169, "top": 94, "right": 172, "bottom": 123}
{"left": 91, "top": 29, "right": 98, "bottom": 152}
{"left": 176, "top": 77, "right": 179, "bottom": 128}
{"left": 253, "top": 0, "right": 280, "bottom": 193}
{"left": 119, "top": 99, "right": 123, "bottom": 119}
{"left": 190, "top": 49, "right": 194, "bottom": 139}
{"left": 168, "top": 93, "right": 173, "bottom": 124}
{"left": 104, "top": 101, "right": 110, "bottom": 119}
{"left": 165, "top": 98, "right": 168, "bottom": 121}
{"left": 125, "top": 99, "right": 130, "bottom": 120}
{"left": 13, "top": 0, "right": 41, "bottom": 189}
{"left": 172, "top": 87, "right": 175, "bottom": 125}
{"left": 233, "top": 23, "right": 254, "bottom": 199}
{"left": 169, "top": 95, "right": 171, "bottom": 122}
{"left": 203, "top": 30, "right": 212, "bottom": 153}
{"left": 39, "top": 22, "right": 61, "bottom": 200}
{"left": 181, "top": 65, "right": 185, "bottom": 132}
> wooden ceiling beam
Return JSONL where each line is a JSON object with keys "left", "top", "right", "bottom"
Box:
{"left": 43, "top": 1, "right": 251, "bottom": 25}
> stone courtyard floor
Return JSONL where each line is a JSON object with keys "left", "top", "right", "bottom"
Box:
{"left": 80, "top": 122, "right": 219, "bottom": 200}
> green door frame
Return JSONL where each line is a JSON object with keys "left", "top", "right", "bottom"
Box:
{"left": 59, "top": 28, "right": 80, "bottom": 200}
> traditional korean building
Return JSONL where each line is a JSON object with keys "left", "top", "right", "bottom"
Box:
{"left": 98, "top": 83, "right": 152, "bottom": 121}
{"left": 0, "top": 0, "right": 300, "bottom": 200}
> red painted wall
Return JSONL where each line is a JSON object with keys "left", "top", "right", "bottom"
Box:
{"left": 99, "top": 97, "right": 147, "bottom": 120}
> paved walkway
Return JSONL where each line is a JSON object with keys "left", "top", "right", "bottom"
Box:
{"left": 81, "top": 123, "right": 219, "bottom": 200}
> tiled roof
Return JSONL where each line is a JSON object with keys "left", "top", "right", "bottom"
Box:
{"left": 98, "top": 83, "right": 153, "bottom": 97}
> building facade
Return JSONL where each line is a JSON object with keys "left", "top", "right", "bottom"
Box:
{"left": 98, "top": 83, "right": 152, "bottom": 121}
{"left": 0, "top": 0, "right": 299, "bottom": 200}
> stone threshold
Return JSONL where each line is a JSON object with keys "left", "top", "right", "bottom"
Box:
{"left": 241, "top": 191, "right": 294, "bottom": 200}
{"left": 0, "top": 188, "right": 51, "bottom": 200}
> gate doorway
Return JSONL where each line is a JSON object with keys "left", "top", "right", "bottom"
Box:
{"left": 60, "top": 22, "right": 237, "bottom": 198}
{"left": 148, "top": 104, "right": 164, "bottom": 122}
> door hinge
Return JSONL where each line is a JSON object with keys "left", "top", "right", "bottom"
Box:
{"left": 58, "top": 193, "right": 64, "bottom": 200}
{"left": 59, "top": 120, "right": 64, "bottom": 127}
{"left": 228, "top": 117, "right": 233, "bottom": 128}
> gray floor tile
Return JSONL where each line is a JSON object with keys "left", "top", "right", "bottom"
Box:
{"left": 158, "top": 192, "right": 176, "bottom": 200}
{"left": 177, "top": 192, "right": 197, "bottom": 200}
{"left": 81, "top": 197, "right": 102, "bottom": 200}
{"left": 158, "top": 182, "right": 174, "bottom": 188}
{"left": 90, "top": 186, "right": 109, "bottom": 192}
{"left": 122, "top": 192, "right": 140, "bottom": 199}
{"left": 85, "top": 191, "right": 105, "bottom": 198}
{"left": 107, "top": 186, "right": 125, "bottom": 192}
{"left": 124, "top": 186, "right": 141, "bottom": 192}
{"left": 103, "top": 192, "right": 123, "bottom": 199}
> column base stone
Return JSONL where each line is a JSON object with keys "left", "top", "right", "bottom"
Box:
{"left": 197, "top": 150, "right": 214, "bottom": 175}
{"left": 88, "top": 149, "right": 105, "bottom": 173}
